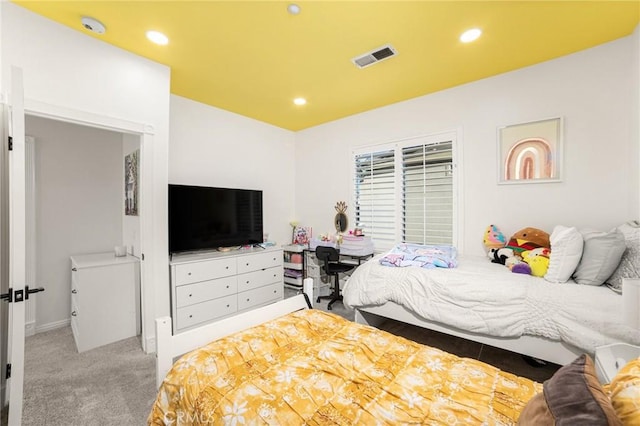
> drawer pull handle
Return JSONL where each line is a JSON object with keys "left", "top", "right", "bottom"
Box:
{"left": 226, "top": 304, "right": 230, "bottom": 308}
{"left": 246, "top": 263, "right": 250, "bottom": 266}
{"left": 273, "top": 290, "right": 277, "bottom": 293}
{"left": 189, "top": 294, "right": 192, "bottom": 297}
{"left": 246, "top": 280, "right": 250, "bottom": 284}
{"left": 189, "top": 314, "right": 193, "bottom": 318}
{"left": 246, "top": 298, "right": 250, "bottom": 302}
{"left": 188, "top": 272, "right": 192, "bottom": 276}
{"left": 71, "top": 311, "right": 77, "bottom": 316}
{"left": 71, "top": 289, "right": 77, "bottom": 294}
{"left": 226, "top": 285, "right": 229, "bottom": 289}
{"left": 226, "top": 266, "right": 229, "bottom": 269}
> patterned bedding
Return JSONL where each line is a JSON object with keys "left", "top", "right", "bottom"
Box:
{"left": 149, "top": 309, "right": 540, "bottom": 425}
{"left": 379, "top": 243, "right": 458, "bottom": 269}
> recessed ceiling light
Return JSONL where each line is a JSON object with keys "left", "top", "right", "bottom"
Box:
{"left": 146, "top": 30, "right": 169, "bottom": 45}
{"left": 293, "top": 98, "right": 306, "bottom": 106}
{"left": 460, "top": 28, "right": 482, "bottom": 43}
{"left": 287, "top": 4, "right": 301, "bottom": 15}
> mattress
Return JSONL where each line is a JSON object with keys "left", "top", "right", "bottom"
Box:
{"left": 342, "top": 255, "right": 640, "bottom": 354}
{"left": 148, "top": 309, "right": 540, "bottom": 425}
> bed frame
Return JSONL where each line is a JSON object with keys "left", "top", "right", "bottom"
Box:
{"left": 155, "top": 293, "right": 312, "bottom": 388}
{"left": 355, "top": 303, "right": 584, "bottom": 366}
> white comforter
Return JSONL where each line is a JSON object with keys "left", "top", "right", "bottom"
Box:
{"left": 342, "top": 255, "right": 640, "bottom": 353}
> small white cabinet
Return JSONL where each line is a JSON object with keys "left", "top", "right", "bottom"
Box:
{"left": 170, "top": 247, "right": 284, "bottom": 334}
{"left": 70, "top": 253, "right": 140, "bottom": 353}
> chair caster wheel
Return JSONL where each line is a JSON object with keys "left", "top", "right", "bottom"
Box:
{"left": 327, "top": 305, "right": 332, "bottom": 310}
{"left": 316, "top": 297, "right": 320, "bottom": 303}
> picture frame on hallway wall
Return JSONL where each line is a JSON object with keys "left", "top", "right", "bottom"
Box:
{"left": 125, "top": 149, "right": 139, "bottom": 216}
{"left": 497, "top": 117, "right": 563, "bottom": 184}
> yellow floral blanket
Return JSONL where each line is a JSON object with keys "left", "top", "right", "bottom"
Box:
{"left": 148, "top": 309, "right": 541, "bottom": 425}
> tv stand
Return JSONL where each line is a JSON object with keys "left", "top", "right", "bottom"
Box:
{"left": 169, "top": 246, "right": 284, "bottom": 334}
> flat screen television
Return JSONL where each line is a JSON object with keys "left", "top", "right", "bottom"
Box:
{"left": 168, "top": 184, "right": 263, "bottom": 254}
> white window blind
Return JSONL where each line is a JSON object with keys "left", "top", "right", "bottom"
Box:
{"left": 353, "top": 134, "right": 456, "bottom": 252}
{"left": 402, "top": 141, "right": 453, "bottom": 245}
{"left": 353, "top": 149, "right": 396, "bottom": 252}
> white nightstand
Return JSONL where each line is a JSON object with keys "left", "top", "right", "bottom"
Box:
{"left": 594, "top": 343, "right": 640, "bottom": 384}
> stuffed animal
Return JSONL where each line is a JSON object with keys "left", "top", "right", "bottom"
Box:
{"left": 505, "top": 227, "right": 550, "bottom": 254}
{"left": 483, "top": 224, "right": 506, "bottom": 251}
{"left": 488, "top": 247, "right": 515, "bottom": 265}
{"left": 512, "top": 262, "right": 532, "bottom": 275}
{"left": 521, "top": 247, "right": 551, "bottom": 277}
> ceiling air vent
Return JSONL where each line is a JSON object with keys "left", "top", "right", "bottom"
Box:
{"left": 352, "top": 44, "right": 397, "bottom": 69}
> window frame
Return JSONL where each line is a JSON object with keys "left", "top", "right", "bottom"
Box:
{"left": 351, "top": 130, "right": 461, "bottom": 253}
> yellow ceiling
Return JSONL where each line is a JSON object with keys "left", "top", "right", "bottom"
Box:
{"left": 12, "top": 1, "right": 640, "bottom": 131}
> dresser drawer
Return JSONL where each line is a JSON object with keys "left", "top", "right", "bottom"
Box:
{"left": 174, "top": 258, "right": 237, "bottom": 286}
{"left": 176, "top": 276, "right": 237, "bottom": 308}
{"left": 236, "top": 251, "right": 282, "bottom": 274}
{"left": 237, "top": 266, "right": 282, "bottom": 292}
{"left": 176, "top": 294, "right": 238, "bottom": 330}
{"left": 238, "top": 282, "right": 283, "bottom": 311}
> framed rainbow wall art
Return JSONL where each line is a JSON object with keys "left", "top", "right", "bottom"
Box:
{"left": 497, "top": 117, "right": 562, "bottom": 184}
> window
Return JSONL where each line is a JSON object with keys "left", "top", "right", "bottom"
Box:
{"left": 353, "top": 133, "right": 456, "bottom": 252}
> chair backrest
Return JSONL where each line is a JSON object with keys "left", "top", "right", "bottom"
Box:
{"left": 315, "top": 246, "right": 339, "bottom": 273}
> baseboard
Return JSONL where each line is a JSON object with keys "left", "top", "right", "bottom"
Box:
{"left": 25, "top": 321, "right": 36, "bottom": 337}
{"left": 35, "top": 318, "right": 70, "bottom": 334}
{"left": 145, "top": 335, "right": 156, "bottom": 355}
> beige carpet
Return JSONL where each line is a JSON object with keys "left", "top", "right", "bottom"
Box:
{"left": 5, "top": 290, "right": 557, "bottom": 425}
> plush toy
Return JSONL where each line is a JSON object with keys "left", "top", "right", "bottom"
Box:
{"left": 512, "top": 262, "right": 532, "bottom": 275}
{"left": 521, "top": 247, "right": 551, "bottom": 277}
{"left": 483, "top": 224, "right": 507, "bottom": 251}
{"left": 488, "top": 247, "right": 515, "bottom": 265}
{"left": 505, "top": 227, "right": 550, "bottom": 255}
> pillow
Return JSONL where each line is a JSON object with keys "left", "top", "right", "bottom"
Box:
{"left": 518, "top": 354, "right": 621, "bottom": 425}
{"left": 608, "top": 356, "right": 640, "bottom": 425}
{"left": 607, "top": 221, "right": 640, "bottom": 293}
{"left": 545, "top": 225, "right": 584, "bottom": 284}
{"left": 573, "top": 229, "right": 626, "bottom": 286}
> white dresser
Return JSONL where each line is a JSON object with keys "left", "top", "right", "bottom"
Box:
{"left": 170, "top": 247, "right": 284, "bottom": 334}
{"left": 70, "top": 252, "right": 140, "bottom": 353}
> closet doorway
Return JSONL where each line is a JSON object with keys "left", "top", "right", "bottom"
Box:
{"left": 24, "top": 115, "right": 143, "bottom": 340}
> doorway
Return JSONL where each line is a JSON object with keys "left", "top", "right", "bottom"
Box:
{"left": 24, "top": 115, "right": 142, "bottom": 338}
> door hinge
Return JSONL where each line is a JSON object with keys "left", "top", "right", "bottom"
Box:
{"left": 5, "top": 363, "right": 11, "bottom": 379}
{"left": 141, "top": 253, "right": 144, "bottom": 261}
{"left": 8, "top": 136, "right": 13, "bottom": 151}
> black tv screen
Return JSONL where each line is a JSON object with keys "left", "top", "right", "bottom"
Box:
{"left": 169, "top": 184, "right": 263, "bottom": 254}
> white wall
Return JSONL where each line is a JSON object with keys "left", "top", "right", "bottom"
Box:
{"left": 122, "top": 134, "right": 141, "bottom": 257}
{"left": 169, "top": 95, "right": 296, "bottom": 246}
{"left": 1, "top": 2, "right": 170, "bottom": 350}
{"left": 295, "top": 34, "right": 640, "bottom": 256}
{"left": 27, "top": 115, "right": 123, "bottom": 330}
{"left": 633, "top": 26, "right": 640, "bottom": 215}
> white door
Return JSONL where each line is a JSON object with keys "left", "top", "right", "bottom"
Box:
{"left": 3, "top": 65, "right": 27, "bottom": 425}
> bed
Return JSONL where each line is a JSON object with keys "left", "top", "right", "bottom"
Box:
{"left": 342, "top": 254, "right": 640, "bottom": 366}
{"left": 149, "top": 294, "right": 544, "bottom": 425}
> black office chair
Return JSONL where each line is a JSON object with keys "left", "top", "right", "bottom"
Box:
{"left": 315, "top": 246, "right": 355, "bottom": 310}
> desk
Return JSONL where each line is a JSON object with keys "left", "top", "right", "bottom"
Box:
{"left": 303, "top": 248, "right": 373, "bottom": 279}
{"left": 301, "top": 247, "right": 373, "bottom": 304}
